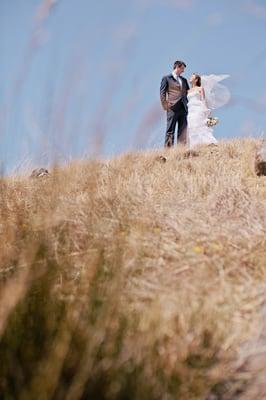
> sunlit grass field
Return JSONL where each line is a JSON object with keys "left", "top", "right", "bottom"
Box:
{"left": 0, "top": 139, "right": 265, "bottom": 400}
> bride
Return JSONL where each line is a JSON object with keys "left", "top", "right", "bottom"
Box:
{"left": 187, "top": 74, "right": 230, "bottom": 148}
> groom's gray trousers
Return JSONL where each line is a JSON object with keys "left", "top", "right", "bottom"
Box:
{"left": 165, "top": 100, "right": 187, "bottom": 147}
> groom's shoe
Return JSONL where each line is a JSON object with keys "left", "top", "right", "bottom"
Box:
{"left": 183, "top": 150, "right": 199, "bottom": 158}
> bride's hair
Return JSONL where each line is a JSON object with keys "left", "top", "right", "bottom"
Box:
{"left": 194, "top": 74, "right": 201, "bottom": 87}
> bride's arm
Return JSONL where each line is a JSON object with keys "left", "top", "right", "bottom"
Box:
{"left": 200, "top": 87, "right": 211, "bottom": 116}
{"left": 200, "top": 87, "right": 206, "bottom": 101}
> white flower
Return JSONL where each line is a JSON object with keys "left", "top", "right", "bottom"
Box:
{"left": 206, "top": 116, "right": 219, "bottom": 127}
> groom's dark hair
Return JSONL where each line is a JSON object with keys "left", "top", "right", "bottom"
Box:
{"left": 173, "top": 60, "right": 186, "bottom": 69}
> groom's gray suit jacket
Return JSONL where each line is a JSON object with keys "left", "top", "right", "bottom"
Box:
{"left": 160, "top": 74, "right": 189, "bottom": 111}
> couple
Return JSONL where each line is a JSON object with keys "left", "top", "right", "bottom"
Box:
{"left": 160, "top": 60, "right": 230, "bottom": 148}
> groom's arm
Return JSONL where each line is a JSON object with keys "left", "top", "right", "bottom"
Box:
{"left": 160, "top": 76, "right": 169, "bottom": 110}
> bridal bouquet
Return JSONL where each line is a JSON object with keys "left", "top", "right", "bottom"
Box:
{"left": 206, "top": 116, "right": 219, "bottom": 127}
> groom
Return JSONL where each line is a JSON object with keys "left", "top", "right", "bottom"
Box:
{"left": 160, "top": 60, "right": 189, "bottom": 147}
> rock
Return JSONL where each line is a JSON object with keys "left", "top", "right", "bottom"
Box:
{"left": 156, "top": 155, "right": 167, "bottom": 163}
{"left": 30, "top": 168, "right": 49, "bottom": 178}
{"left": 255, "top": 143, "right": 266, "bottom": 176}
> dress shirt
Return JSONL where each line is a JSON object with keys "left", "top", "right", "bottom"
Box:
{"left": 172, "top": 71, "right": 182, "bottom": 89}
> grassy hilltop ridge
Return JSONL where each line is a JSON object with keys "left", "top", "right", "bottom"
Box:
{"left": 0, "top": 139, "right": 266, "bottom": 400}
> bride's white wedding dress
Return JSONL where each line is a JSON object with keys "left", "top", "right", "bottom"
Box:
{"left": 187, "top": 90, "right": 217, "bottom": 148}
{"left": 187, "top": 74, "right": 231, "bottom": 148}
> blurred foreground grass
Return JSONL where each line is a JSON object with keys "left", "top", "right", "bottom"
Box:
{"left": 0, "top": 139, "right": 266, "bottom": 400}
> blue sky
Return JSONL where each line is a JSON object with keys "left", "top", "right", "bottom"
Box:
{"left": 1, "top": 0, "right": 266, "bottom": 173}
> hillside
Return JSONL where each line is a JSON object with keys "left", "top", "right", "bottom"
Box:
{"left": 0, "top": 139, "right": 265, "bottom": 400}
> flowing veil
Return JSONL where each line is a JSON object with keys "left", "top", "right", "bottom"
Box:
{"left": 201, "top": 74, "right": 231, "bottom": 110}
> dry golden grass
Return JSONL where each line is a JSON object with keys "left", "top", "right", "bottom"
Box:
{"left": 0, "top": 139, "right": 266, "bottom": 400}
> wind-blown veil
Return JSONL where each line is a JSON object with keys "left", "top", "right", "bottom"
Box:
{"left": 201, "top": 74, "right": 231, "bottom": 110}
